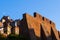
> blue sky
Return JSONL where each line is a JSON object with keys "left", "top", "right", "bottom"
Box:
{"left": 0, "top": 0, "right": 60, "bottom": 31}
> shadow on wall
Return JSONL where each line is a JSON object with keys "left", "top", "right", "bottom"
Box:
{"left": 40, "top": 24, "right": 57, "bottom": 40}
{"left": 0, "top": 27, "right": 58, "bottom": 40}
{"left": 28, "top": 24, "right": 58, "bottom": 40}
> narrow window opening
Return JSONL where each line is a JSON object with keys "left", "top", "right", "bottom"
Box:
{"left": 50, "top": 21, "right": 51, "bottom": 24}
{"left": 34, "top": 12, "right": 36, "bottom": 17}
{"left": 42, "top": 17, "right": 44, "bottom": 21}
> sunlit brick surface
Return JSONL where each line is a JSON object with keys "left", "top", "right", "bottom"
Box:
{"left": 0, "top": 12, "right": 60, "bottom": 40}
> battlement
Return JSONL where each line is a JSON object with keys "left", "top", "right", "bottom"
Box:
{"left": 33, "top": 12, "right": 55, "bottom": 25}
{"left": 34, "top": 12, "right": 42, "bottom": 18}
{"left": 0, "top": 12, "right": 59, "bottom": 40}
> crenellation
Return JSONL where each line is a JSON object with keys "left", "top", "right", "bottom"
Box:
{"left": 51, "top": 21, "right": 55, "bottom": 28}
{"left": 34, "top": 12, "right": 42, "bottom": 20}
{"left": 42, "top": 16, "right": 52, "bottom": 25}
{"left": 0, "top": 12, "right": 59, "bottom": 40}
{"left": 34, "top": 12, "right": 40, "bottom": 17}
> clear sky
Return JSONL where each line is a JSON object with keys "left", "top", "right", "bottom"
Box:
{"left": 0, "top": 0, "right": 60, "bottom": 31}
